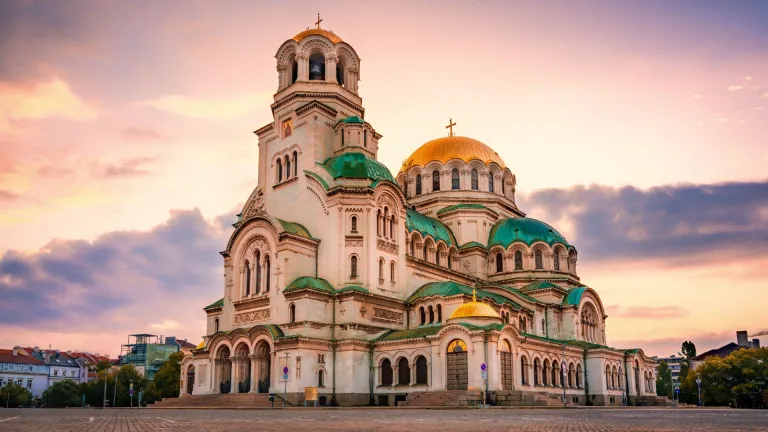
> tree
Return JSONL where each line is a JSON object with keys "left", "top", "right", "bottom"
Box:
{"left": 153, "top": 352, "right": 183, "bottom": 399}
{"left": 41, "top": 380, "right": 81, "bottom": 408}
{"left": 656, "top": 360, "right": 672, "bottom": 398}
{"left": 0, "top": 382, "right": 33, "bottom": 408}
{"left": 678, "top": 340, "right": 698, "bottom": 404}
{"left": 681, "top": 347, "right": 768, "bottom": 408}
{"left": 95, "top": 360, "right": 112, "bottom": 371}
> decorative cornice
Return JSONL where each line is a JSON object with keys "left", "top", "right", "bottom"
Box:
{"left": 254, "top": 123, "right": 274, "bottom": 136}
{"left": 271, "top": 92, "right": 365, "bottom": 117}
{"left": 295, "top": 100, "right": 338, "bottom": 118}
{"left": 272, "top": 176, "right": 299, "bottom": 190}
{"left": 410, "top": 196, "right": 524, "bottom": 218}
{"left": 233, "top": 295, "right": 271, "bottom": 311}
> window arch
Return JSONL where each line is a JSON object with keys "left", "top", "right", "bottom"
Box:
{"left": 568, "top": 363, "right": 575, "bottom": 388}
{"left": 318, "top": 369, "right": 325, "bottom": 387}
{"left": 605, "top": 365, "right": 611, "bottom": 389}
{"left": 534, "top": 249, "right": 543, "bottom": 269}
{"left": 285, "top": 156, "right": 291, "bottom": 179}
{"left": 415, "top": 174, "right": 422, "bottom": 195}
{"left": 255, "top": 251, "right": 262, "bottom": 293}
{"left": 351, "top": 216, "right": 357, "bottom": 232}
{"left": 341, "top": 128, "right": 345, "bottom": 146}
{"left": 502, "top": 178, "right": 506, "bottom": 195}
{"left": 380, "top": 359, "right": 393, "bottom": 386}
{"left": 521, "top": 356, "right": 529, "bottom": 385}
{"left": 390, "top": 261, "right": 395, "bottom": 282}
{"left": 244, "top": 260, "right": 251, "bottom": 296}
{"left": 293, "top": 151, "right": 298, "bottom": 177}
{"left": 409, "top": 239, "right": 415, "bottom": 256}
{"left": 308, "top": 52, "right": 325, "bottom": 80}
{"left": 436, "top": 304, "right": 442, "bottom": 322}
{"left": 451, "top": 168, "right": 459, "bottom": 189}
{"left": 376, "top": 210, "right": 381, "bottom": 236}
{"left": 397, "top": 357, "right": 410, "bottom": 385}
{"left": 363, "top": 130, "right": 367, "bottom": 147}
{"left": 514, "top": 250, "right": 523, "bottom": 270}
{"left": 214, "top": 317, "right": 219, "bottom": 333}
{"left": 471, "top": 169, "right": 478, "bottom": 190}
{"left": 419, "top": 307, "right": 425, "bottom": 325}
{"left": 277, "top": 159, "right": 283, "bottom": 183}
{"left": 265, "top": 255, "right": 271, "bottom": 291}
{"left": 581, "top": 303, "right": 599, "bottom": 343}
{"left": 542, "top": 360, "right": 549, "bottom": 386}
{"left": 350, "top": 256, "right": 358, "bottom": 278}
{"left": 383, "top": 207, "right": 389, "bottom": 238}
{"left": 422, "top": 243, "right": 428, "bottom": 261}
{"left": 447, "top": 339, "right": 467, "bottom": 353}
{"left": 435, "top": 249, "right": 441, "bottom": 266}
{"left": 428, "top": 305, "right": 434, "bottom": 324}
{"left": 390, "top": 215, "right": 395, "bottom": 240}
{"left": 488, "top": 174, "right": 494, "bottom": 192}
{"left": 378, "top": 258, "right": 384, "bottom": 281}
{"left": 289, "top": 303, "right": 296, "bottom": 323}
{"left": 415, "top": 356, "right": 428, "bottom": 384}
{"left": 533, "top": 358, "right": 541, "bottom": 385}
{"left": 432, "top": 170, "right": 440, "bottom": 191}
{"left": 576, "top": 364, "right": 583, "bottom": 388}
{"left": 495, "top": 253, "right": 503, "bottom": 273}
{"left": 554, "top": 250, "right": 560, "bottom": 271}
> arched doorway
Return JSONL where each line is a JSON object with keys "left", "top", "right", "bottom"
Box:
{"left": 446, "top": 339, "right": 468, "bottom": 390}
{"left": 186, "top": 365, "right": 195, "bottom": 395}
{"left": 500, "top": 340, "right": 513, "bottom": 390}
{"left": 255, "top": 341, "right": 271, "bottom": 393}
{"left": 215, "top": 346, "right": 231, "bottom": 394}
{"left": 235, "top": 343, "right": 251, "bottom": 393}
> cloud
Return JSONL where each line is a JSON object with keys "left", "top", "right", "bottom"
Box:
{"left": 92, "top": 157, "right": 154, "bottom": 178}
{"left": 0, "top": 78, "right": 98, "bottom": 133}
{"left": 763, "top": 92, "right": 768, "bottom": 99}
{"left": 141, "top": 93, "right": 271, "bottom": 120}
{"left": 519, "top": 181, "right": 768, "bottom": 265}
{"left": 610, "top": 306, "right": 690, "bottom": 319}
{"left": 0, "top": 190, "right": 20, "bottom": 201}
{"left": 610, "top": 331, "right": 746, "bottom": 358}
{"left": 727, "top": 85, "right": 743, "bottom": 91}
{"left": 0, "top": 209, "right": 233, "bottom": 351}
{"left": 744, "top": 76, "right": 752, "bottom": 81}
{"left": 121, "top": 127, "right": 168, "bottom": 142}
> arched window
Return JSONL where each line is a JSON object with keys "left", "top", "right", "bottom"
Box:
{"left": 383, "top": 208, "right": 389, "bottom": 238}
{"left": 428, "top": 306, "right": 434, "bottom": 324}
{"left": 214, "top": 318, "right": 219, "bottom": 333}
{"left": 447, "top": 252, "right": 453, "bottom": 269}
{"left": 419, "top": 307, "right": 426, "bottom": 325}
{"left": 568, "top": 363, "right": 575, "bottom": 388}
{"left": 576, "top": 364, "right": 583, "bottom": 388}
{"left": 380, "top": 359, "right": 393, "bottom": 386}
{"left": 378, "top": 258, "right": 384, "bottom": 281}
{"left": 533, "top": 359, "right": 541, "bottom": 385}
{"left": 432, "top": 170, "right": 440, "bottom": 191}
{"left": 291, "top": 59, "right": 298, "bottom": 83}
{"left": 265, "top": 255, "right": 271, "bottom": 291}
{"left": 289, "top": 303, "right": 296, "bottom": 323}
{"left": 514, "top": 250, "right": 523, "bottom": 270}
{"left": 364, "top": 130, "right": 367, "bottom": 147}
{"left": 318, "top": 369, "right": 325, "bottom": 387}
{"left": 422, "top": 243, "right": 428, "bottom": 261}
{"left": 350, "top": 256, "right": 358, "bottom": 278}
{"left": 534, "top": 249, "right": 543, "bottom": 269}
{"left": 581, "top": 303, "right": 598, "bottom": 343}
{"left": 618, "top": 367, "right": 623, "bottom": 389}
{"left": 521, "top": 356, "right": 529, "bottom": 385}
{"left": 397, "top": 358, "right": 410, "bottom": 385}
{"left": 451, "top": 168, "right": 459, "bottom": 189}
{"left": 277, "top": 160, "right": 283, "bottom": 183}
{"left": 471, "top": 169, "right": 478, "bottom": 190}
{"left": 244, "top": 260, "right": 251, "bottom": 296}
{"left": 435, "top": 250, "right": 441, "bottom": 266}
{"left": 308, "top": 52, "right": 325, "bottom": 80}
{"left": 447, "top": 339, "right": 467, "bottom": 353}
{"left": 519, "top": 317, "right": 527, "bottom": 333}
{"left": 351, "top": 216, "right": 357, "bottom": 232}
{"left": 376, "top": 210, "right": 381, "bottom": 236}
{"left": 415, "top": 356, "right": 428, "bottom": 384}
{"left": 285, "top": 156, "right": 291, "bottom": 179}
{"left": 554, "top": 250, "right": 560, "bottom": 271}
{"left": 552, "top": 361, "right": 558, "bottom": 387}
{"left": 336, "top": 62, "right": 344, "bottom": 85}
{"left": 415, "top": 174, "right": 422, "bottom": 195}
{"left": 605, "top": 365, "right": 611, "bottom": 389}
{"left": 390, "top": 261, "right": 395, "bottom": 282}
{"left": 436, "top": 304, "right": 442, "bottom": 322}
{"left": 542, "top": 360, "right": 549, "bottom": 386}
{"left": 293, "top": 151, "right": 298, "bottom": 177}
{"left": 489, "top": 174, "right": 494, "bottom": 192}
{"left": 495, "top": 253, "right": 503, "bottom": 273}
{"left": 255, "top": 251, "right": 262, "bottom": 293}
{"left": 410, "top": 240, "right": 415, "bottom": 256}
{"left": 390, "top": 216, "right": 395, "bottom": 240}
{"left": 341, "top": 128, "right": 345, "bottom": 146}
{"left": 502, "top": 178, "right": 506, "bottom": 195}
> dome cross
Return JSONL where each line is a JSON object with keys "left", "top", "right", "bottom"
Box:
{"left": 315, "top": 13, "right": 323, "bottom": 29}
{"left": 446, "top": 118, "right": 457, "bottom": 137}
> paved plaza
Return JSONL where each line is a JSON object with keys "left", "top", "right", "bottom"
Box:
{"left": 0, "top": 408, "right": 766, "bottom": 432}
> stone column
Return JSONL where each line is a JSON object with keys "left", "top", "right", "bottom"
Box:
{"left": 427, "top": 361, "right": 432, "bottom": 388}
{"left": 229, "top": 359, "right": 237, "bottom": 394}
{"left": 249, "top": 354, "right": 257, "bottom": 393}
{"left": 325, "top": 56, "right": 337, "bottom": 82}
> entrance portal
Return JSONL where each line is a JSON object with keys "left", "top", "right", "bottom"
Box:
{"left": 256, "top": 341, "right": 271, "bottom": 393}
{"left": 186, "top": 365, "right": 195, "bottom": 395}
{"left": 446, "top": 339, "right": 468, "bottom": 390}
{"left": 215, "top": 346, "right": 232, "bottom": 394}
{"left": 235, "top": 343, "right": 251, "bottom": 393}
{"left": 500, "top": 340, "right": 513, "bottom": 390}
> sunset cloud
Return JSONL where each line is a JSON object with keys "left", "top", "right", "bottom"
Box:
{"left": 727, "top": 85, "right": 743, "bottom": 91}
{"left": 613, "top": 306, "right": 690, "bottom": 319}
{"left": 141, "top": 93, "right": 271, "bottom": 120}
{"left": 92, "top": 157, "right": 154, "bottom": 178}
{"left": 121, "top": 127, "right": 168, "bottom": 142}
{"left": 0, "top": 78, "right": 98, "bottom": 133}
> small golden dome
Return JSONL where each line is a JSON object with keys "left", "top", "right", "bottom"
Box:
{"left": 449, "top": 289, "right": 501, "bottom": 320}
{"left": 400, "top": 136, "right": 506, "bottom": 174}
{"left": 292, "top": 28, "right": 343, "bottom": 44}
{"left": 196, "top": 340, "right": 205, "bottom": 350}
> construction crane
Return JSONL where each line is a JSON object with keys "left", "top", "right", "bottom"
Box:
{"left": 749, "top": 329, "right": 768, "bottom": 337}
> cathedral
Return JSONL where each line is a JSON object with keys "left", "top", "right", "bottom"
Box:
{"left": 179, "top": 20, "right": 664, "bottom": 407}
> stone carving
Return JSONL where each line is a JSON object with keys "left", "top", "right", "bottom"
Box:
{"left": 346, "top": 238, "right": 363, "bottom": 247}
{"left": 377, "top": 239, "right": 398, "bottom": 254}
{"left": 234, "top": 309, "right": 271, "bottom": 324}
{"left": 360, "top": 305, "right": 368, "bottom": 317}
{"left": 372, "top": 308, "right": 403, "bottom": 323}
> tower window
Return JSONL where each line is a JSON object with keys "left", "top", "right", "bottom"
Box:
{"left": 350, "top": 256, "right": 358, "bottom": 278}
{"left": 214, "top": 318, "right": 219, "bottom": 333}
{"left": 336, "top": 62, "right": 344, "bottom": 85}
{"left": 495, "top": 253, "right": 503, "bottom": 273}
{"left": 432, "top": 170, "right": 440, "bottom": 191}
{"left": 364, "top": 130, "right": 367, "bottom": 148}
{"left": 416, "top": 174, "right": 422, "bottom": 195}
{"left": 341, "top": 128, "right": 345, "bottom": 146}
{"left": 514, "top": 250, "right": 523, "bottom": 270}
{"left": 554, "top": 251, "right": 560, "bottom": 271}
{"left": 471, "top": 169, "right": 478, "bottom": 190}
{"left": 245, "top": 260, "right": 251, "bottom": 296}
{"left": 351, "top": 216, "right": 357, "bottom": 232}
{"left": 285, "top": 156, "right": 291, "bottom": 179}
{"left": 390, "top": 261, "right": 395, "bottom": 282}
{"left": 277, "top": 160, "right": 283, "bottom": 183}
{"left": 289, "top": 303, "right": 296, "bottom": 323}
{"left": 291, "top": 60, "right": 298, "bottom": 83}
{"left": 265, "top": 255, "right": 271, "bottom": 291}
{"left": 451, "top": 168, "right": 459, "bottom": 189}
{"left": 309, "top": 53, "right": 325, "bottom": 80}
{"left": 293, "top": 151, "right": 298, "bottom": 177}
{"left": 489, "top": 174, "right": 494, "bottom": 192}
{"left": 534, "top": 249, "right": 543, "bottom": 269}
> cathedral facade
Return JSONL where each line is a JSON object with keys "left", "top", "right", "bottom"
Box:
{"left": 179, "top": 22, "right": 663, "bottom": 407}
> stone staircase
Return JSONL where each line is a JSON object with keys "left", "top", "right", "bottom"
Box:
{"left": 150, "top": 393, "right": 274, "bottom": 408}
{"left": 404, "top": 390, "right": 483, "bottom": 407}
{"left": 492, "top": 390, "right": 565, "bottom": 407}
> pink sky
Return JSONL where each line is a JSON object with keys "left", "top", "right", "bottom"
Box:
{"left": 1, "top": 0, "right": 766, "bottom": 358}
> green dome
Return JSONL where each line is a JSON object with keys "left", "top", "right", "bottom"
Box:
{"left": 488, "top": 217, "right": 570, "bottom": 248}
{"left": 319, "top": 152, "right": 396, "bottom": 184}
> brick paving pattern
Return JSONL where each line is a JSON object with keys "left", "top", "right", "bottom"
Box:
{"left": 0, "top": 408, "right": 766, "bottom": 432}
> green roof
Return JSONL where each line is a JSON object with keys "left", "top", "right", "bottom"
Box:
{"left": 408, "top": 281, "right": 522, "bottom": 310}
{"left": 459, "top": 241, "right": 487, "bottom": 250}
{"left": 261, "top": 324, "right": 285, "bottom": 339}
{"left": 304, "top": 170, "right": 330, "bottom": 190}
{"left": 320, "top": 153, "right": 396, "bottom": 184}
{"left": 337, "top": 285, "right": 369, "bottom": 294}
{"left": 276, "top": 218, "right": 316, "bottom": 241}
{"left": 488, "top": 217, "right": 570, "bottom": 248}
{"left": 337, "top": 115, "right": 365, "bottom": 125}
{"left": 284, "top": 276, "right": 335, "bottom": 294}
{"left": 520, "top": 281, "right": 566, "bottom": 292}
{"left": 405, "top": 208, "right": 456, "bottom": 246}
{"left": 375, "top": 322, "right": 506, "bottom": 342}
{"left": 204, "top": 298, "right": 224, "bottom": 310}
{"left": 482, "top": 284, "right": 539, "bottom": 304}
{"left": 437, "top": 203, "right": 497, "bottom": 216}
{"left": 562, "top": 286, "right": 587, "bottom": 305}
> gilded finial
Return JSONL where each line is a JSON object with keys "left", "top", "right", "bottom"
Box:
{"left": 471, "top": 287, "right": 477, "bottom": 302}
{"left": 446, "top": 118, "right": 457, "bottom": 137}
{"left": 315, "top": 13, "right": 323, "bottom": 29}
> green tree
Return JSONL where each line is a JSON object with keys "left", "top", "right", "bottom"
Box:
{"left": 153, "top": 352, "right": 183, "bottom": 399}
{"left": 656, "top": 360, "right": 672, "bottom": 398}
{"left": 41, "top": 380, "right": 82, "bottom": 408}
{"left": 0, "top": 382, "right": 33, "bottom": 408}
{"left": 113, "top": 364, "right": 152, "bottom": 407}
{"left": 95, "top": 359, "right": 112, "bottom": 371}
{"left": 678, "top": 340, "right": 698, "bottom": 404}
{"left": 682, "top": 347, "right": 768, "bottom": 408}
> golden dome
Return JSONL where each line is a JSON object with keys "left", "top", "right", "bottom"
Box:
{"left": 196, "top": 340, "right": 205, "bottom": 350}
{"left": 292, "top": 28, "right": 343, "bottom": 44}
{"left": 449, "top": 289, "right": 501, "bottom": 320}
{"left": 399, "top": 136, "right": 506, "bottom": 174}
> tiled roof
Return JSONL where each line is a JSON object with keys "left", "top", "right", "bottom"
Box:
{"left": 405, "top": 208, "right": 456, "bottom": 246}
{"left": 408, "top": 281, "right": 522, "bottom": 310}
{"left": 204, "top": 298, "right": 224, "bottom": 310}
{"left": 0, "top": 349, "right": 45, "bottom": 365}
{"left": 489, "top": 217, "right": 570, "bottom": 248}
{"left": 562, "top": 286, "right": 587, "bottom": 305}
{"left": 304, "top": 170, "right": 330, "bottom": 190}
{"left": 336, "top": 115, "right": 365, "bottom": 125}
{"left": 459, "top": 241, "right": 487, "bottom": 250}
{"left": 276, "top": 218, "right": 316, "bottom": 241}
{"left": 284, "top": 276, "right": 335, "bottom": 294}
{"left": 319, "top": 153, "right": 397, "bottom": 184}
{"left": 376, "top": 322, "right": 506, "bottom": 342}
{"left": 520, "top": 281, "right": 566, "bottom": 293}
{"left": 437, "top": 203, "right": 498, "bottom": 216}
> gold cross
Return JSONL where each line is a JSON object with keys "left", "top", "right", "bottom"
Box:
{"left": 446, "top": 118, "right": 457, "bottom": 136}
{"left": 315, "top": 13, "right": 323, "bottom": 29}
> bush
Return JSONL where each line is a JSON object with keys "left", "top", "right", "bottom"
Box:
{"left": 41, "top": 380, "right": 81, "bottom": 408}
{"left": 0, "top": 382, "right": 33, "bottom": 408}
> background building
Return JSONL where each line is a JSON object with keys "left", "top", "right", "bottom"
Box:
{"left": 691, "top": 331, "right": 761, "bottom": 370}
{"left": 653, "top": 355, "right": 682, "bottom": 384}
{"left": 119, "top": 334, "right": 179, "bottom": 380}
{"left": 0, "top": 348, "right": 48, "bottom": 397}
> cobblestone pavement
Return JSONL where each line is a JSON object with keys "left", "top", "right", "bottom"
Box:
{"left": 1, "top": 408, "right": 766, "bottom": 432}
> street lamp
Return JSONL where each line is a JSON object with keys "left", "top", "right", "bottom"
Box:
{"left": 696, "top": 376, "right": 702, "bottom": 407}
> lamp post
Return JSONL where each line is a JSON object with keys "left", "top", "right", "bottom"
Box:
{"left": 561, "top": 342, "right": 567, "bottom": 407}
{"left": 102, "top": 370, "right": 107, "bottom": 409}
{"left": 696, "top": 376, "right": 702, "bottom": 407}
